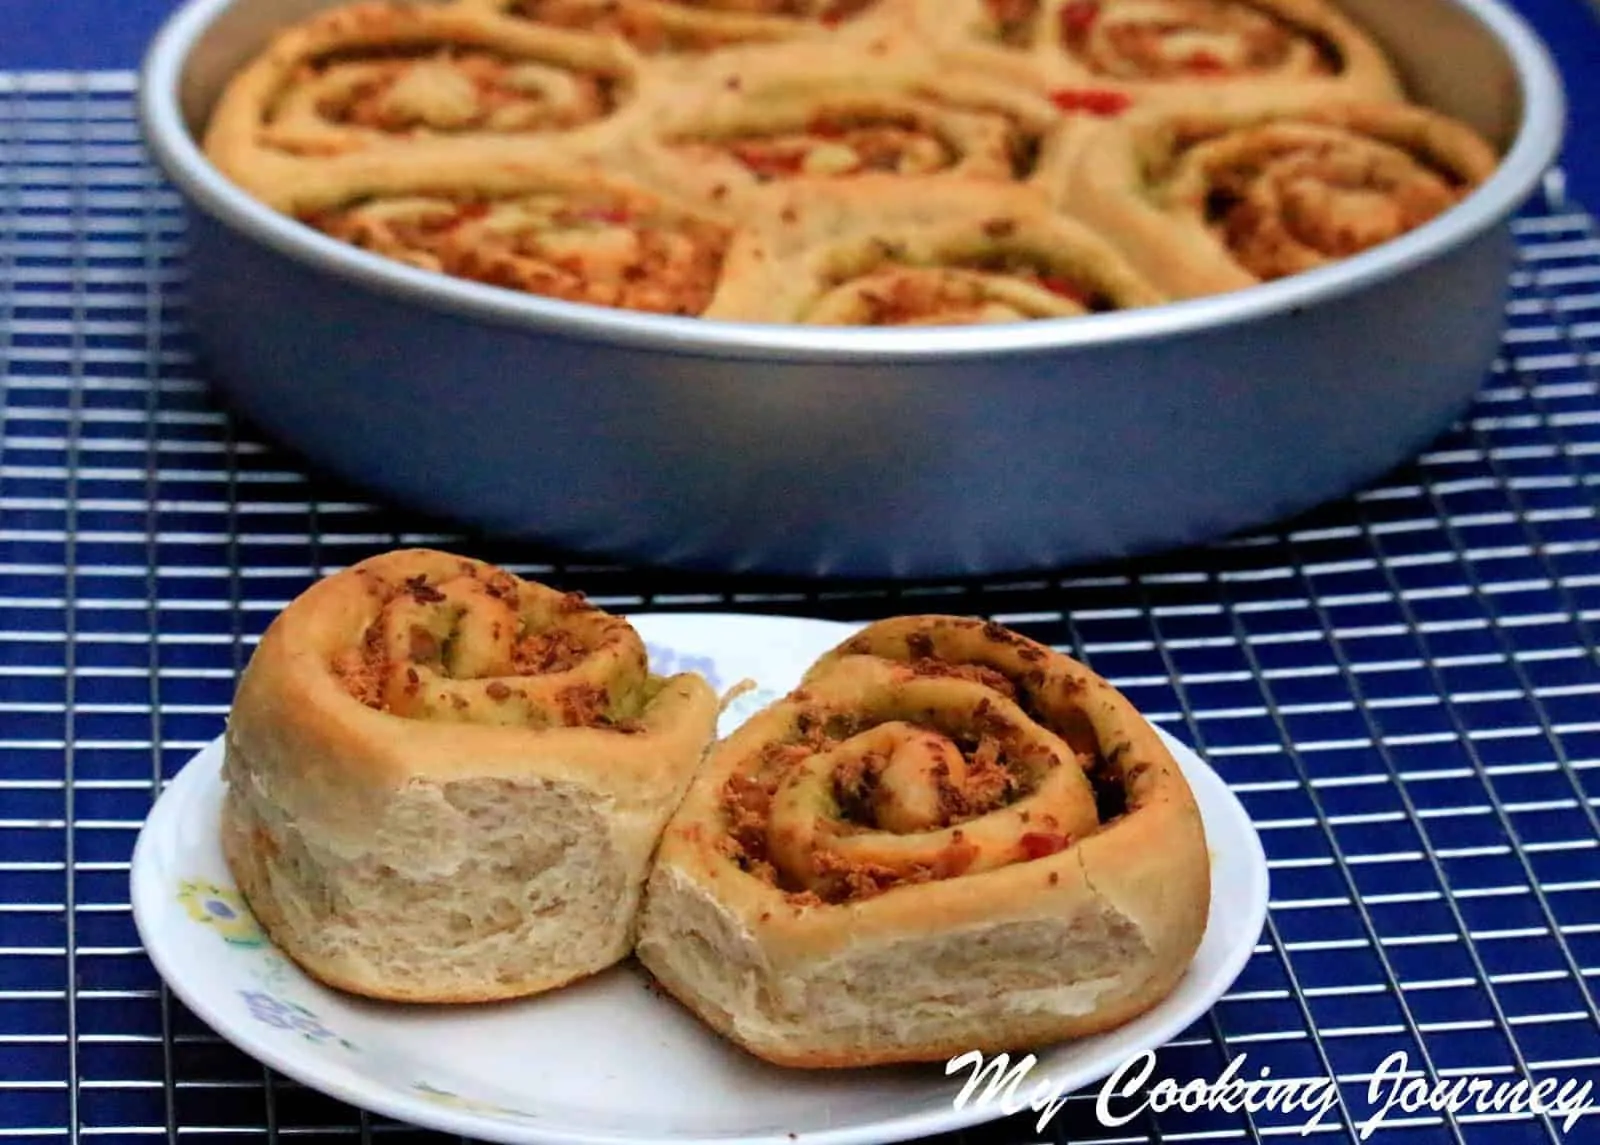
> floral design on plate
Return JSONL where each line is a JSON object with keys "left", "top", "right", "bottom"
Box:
{"left": 720, "top": 684, "right": 781, "bottom": 728}
{"left": 239, "top": 989, "right": 360, "bottom": 1052}
{"left": 129, "top": 614, "right": 1268, "bottom": 1145}
{"left": 644, "top": 642, "right": 724, "bottom": 690}
{"left": 177, "top": 880, "right": 267, "bottom": 947}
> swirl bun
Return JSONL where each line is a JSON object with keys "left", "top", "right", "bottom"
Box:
{"left": 616, "top": 44, "right": 1060, "bottom": 216}
{"left": 221, "top": 549, "right": 719, "bottom": 1003}
{"left": 636, "top": 615, "right": 1210, "bottom": 1067}
{"left": 271, "top": 155, "right": 734, "bottom": 315}
{"left": 702, "top": 176, "right": 1165, "bottom": 323}
{"left": 205, "top": 0, "right": 1501, "bottom": 319}
{"left": 203, "top": 1, "right": 641, "bottom": 205}
{"left": 924, "top": 0, "right": 1402, "bottom": 109}
{"left": 1040, "top": 99, "right": 1502, "bottom": 298}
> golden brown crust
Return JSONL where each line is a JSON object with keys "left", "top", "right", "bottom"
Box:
{"left": 202, "top": 0, "right": 1498, "bottom": 319}
{"left": 916, "top": 0, "right": 1404, "bottom": 112}
{"left": 203, "top": 1, "right": 643, "bottom": 205}
{"left": 635, "top": 615, "right": 1211, "bottom": 1067}
{"left": 616, "top": 43, "right": 1060, "bottom": 218}
{"left": 273, "top": 154, "right": 734, "bottom": 314}
{"left": 228, "top": 548, "right": 713, "bottom": 790}
{"left": 1040, "top": 98, "right": 1503, "bottom": 299}
{"left": 702, "top": 176, "right": 1167, "bottom": 324}
{"left": 222, "top": 548, "right": 721, "bottom": 1003}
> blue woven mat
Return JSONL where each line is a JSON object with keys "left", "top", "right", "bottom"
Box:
{"left": 1, "top": 72, "right": 1597, "bottom": 1145}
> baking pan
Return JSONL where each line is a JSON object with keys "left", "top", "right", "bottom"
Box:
{"left": 137, "top": 0, "right": 1567, "bottom": 579}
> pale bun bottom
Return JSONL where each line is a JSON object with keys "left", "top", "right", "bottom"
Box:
{"left": 220, "top": 739, "right": 653, "bottom": 1005}
{"left": 635, "top": 864, "right": 1205, "bottom": 1070}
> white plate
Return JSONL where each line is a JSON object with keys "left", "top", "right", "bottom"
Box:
{"left": 130, "top": 613, "right": 1269, "bottom": 1145}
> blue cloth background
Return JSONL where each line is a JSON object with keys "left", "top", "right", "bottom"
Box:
{"left": 3, "top": 0, "right": 1598, "bottom": 201}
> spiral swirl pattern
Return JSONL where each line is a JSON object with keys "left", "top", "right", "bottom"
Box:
{"left": 1053, "top": 0, "right": 1337, "bottom": 82}
{"left": 1164, "top": 111, "right": 1494, "bottom": 280}
{"left": 749, "top": 681, "right": 1101, "bottom": 900}
{"left": 968, "top": 0, "right": 1356, "bottom": 79}
{"left": 712, "top": 616, "right": 1151, "bottom": 903}
{"left": 1042, "top": 100, "right": 1502, "bottom": 299}
{"left": 797, "top": 247, "right": 1110, "bottom": 323}
{"left": 205, "top": 2, "right": 634, "bottom": 166}
{"left": 302, "top": 182, "right": 731, "bottom": 314}
{"left": 222, "top": 548, "right": 722, "bottom": 1006}
{"left": 269, "top": 49, "right": 614, "bottom": 149}
{"left": 637, "top": 612, "right": 1211, "bottom": 1067}
{"left": 208, "top": 0, "right": 1493, "bottom": 319}
{"left": 330, "top": 557, "right": 651, "bottom": 729}
{"left": 682, "top": 106, "right": 998, "bottom": 182}
{"left": 937, "top": 0, "right": 1405, "bottom": 115}
{"left": 627, "top": 52, "right": 1059, "bottom": 216}
{"left": 702, "top": 181, "right": 1166, "bottom": 324}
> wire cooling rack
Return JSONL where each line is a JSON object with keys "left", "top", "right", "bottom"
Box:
{"left": 1, "top": 71, "right": 1598, "bottom": 1145}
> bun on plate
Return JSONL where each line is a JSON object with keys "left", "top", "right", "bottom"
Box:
{"left": 221, "top": 548, "right": 719, "bottom": 1003}
{"left": 636, "top": 614, "right": 1211, "bottom": 1067}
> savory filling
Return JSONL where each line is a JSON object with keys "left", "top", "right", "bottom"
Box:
{"left": 981, "top": 0, "right": 1342, "bottom": 79}
{"left": 267, "top": 46, "right": 619, "bottom": 148}
{"left": 677, "top": 102, "right": 1039, "bottom": 183}
{"left": 714, "top": 116, "right": 962, "bottom": 180}
{"left": 814, "top": 266, "right": 1102, "bottom": 324}
{"left": 804, "top": 238, "right": 1117, "bottom": 325}
{"left": 329, "top": 567, "right": 649, "bottom": 728}
{"left": 302, "top": 192, "right": 731, "bottom": 315}
{"left": 717, "top": 659, "right": 1132, "bottom": 904}
{"left": 1175, "top": 123, "right": 1470, "bottom": 280}
{"left": 1062, "top": 0, "right": 1342, "bottom": 80}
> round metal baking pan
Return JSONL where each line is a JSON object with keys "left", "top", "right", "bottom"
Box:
{"left": 138, "top": 0, "right": 1567, "bottom": 578}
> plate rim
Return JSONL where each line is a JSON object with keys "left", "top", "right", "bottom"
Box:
{"left": 130, "top": 611, "right": 1270, "bottom": 1145}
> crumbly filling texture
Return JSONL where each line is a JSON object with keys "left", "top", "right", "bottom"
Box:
{"left": 715, "top": 651, "right": 1133, "bottom": 905}
{"left": 303, "top": 193, "right": 731, "bottom": 315}
{"left": 983, "top": 0, "right": 1343, "bottom": 79}
{"left": 282, "top": 47, "right": 619, "bottom": 136}
{"left": 1159, "top": 119, "right": 1474, "bottom": 281}
{"left": 212, "top": 0, "right": 1499, "bottom": 323}
{"left": 798, "top": 227, "right": 1122, "bottom": 326}
{"left": 674, "top": 103, "right": 1041, "bottom": 182}
{"left": 326, "top": 564, "right": 651, "bottom": 729}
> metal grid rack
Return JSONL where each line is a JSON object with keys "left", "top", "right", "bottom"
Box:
{"left": 1, "top": 71, "right": 1597, "bottom": 1145}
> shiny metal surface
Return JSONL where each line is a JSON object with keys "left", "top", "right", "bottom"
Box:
{"left": 138, "top": 0, "right": 1568, "bottom": 577}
